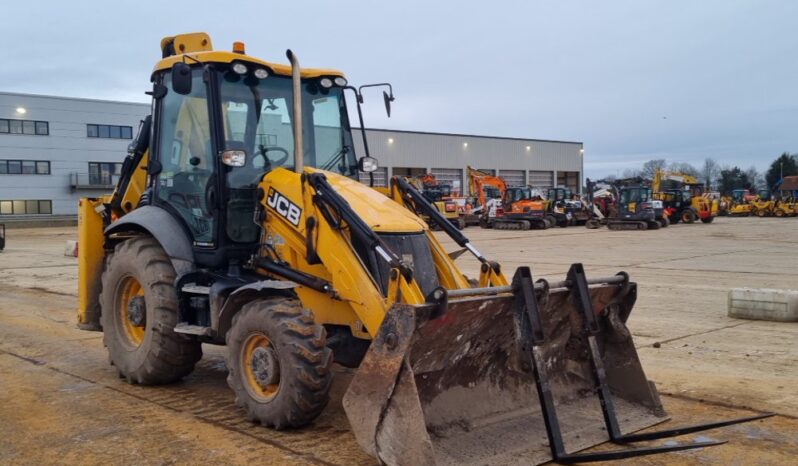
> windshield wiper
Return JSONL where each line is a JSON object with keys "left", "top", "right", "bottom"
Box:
{"left": 320, "top": 145, "right": 351, "bottom": 171}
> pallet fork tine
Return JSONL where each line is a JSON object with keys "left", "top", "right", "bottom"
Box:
{"left": 512, "top": 266, "right": 760, "bottom": 463}
{"left": 563, "top": 263, "right": 774, "bottom": 447}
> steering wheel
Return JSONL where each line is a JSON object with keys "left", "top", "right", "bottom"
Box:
{"left": 256, "top": 145, "right": 290, "bottom": 169}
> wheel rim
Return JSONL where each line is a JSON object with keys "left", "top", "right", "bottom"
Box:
{"left": 118, "top": 276, "right": 146, "bottom": 347}
{"left": 682, "top": 212, "right": 691, "bottom": 222}
{"left": 242, "top": 333, "right": 281, "bottom": 402}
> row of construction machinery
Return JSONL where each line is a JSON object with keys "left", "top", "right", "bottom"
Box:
{"left": 721, "top": 176, "right": 798, "bottom": 217}
{"left": 465, "top": 166, "right": 590, "bottom": 230}
{"left": 76, "top": 32, "right": 770, "bottom": 466}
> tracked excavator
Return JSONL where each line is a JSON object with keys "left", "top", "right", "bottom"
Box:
{"left": 585, "top": 178, "right": 666, "bottom": 230}
{"left": 76, "top": 33, "right": 770, "bottom": 465}
{"left": 467, "top": 167, "right": 549, "bottom": 230}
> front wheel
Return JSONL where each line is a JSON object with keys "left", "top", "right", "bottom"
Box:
{"left": 226, "top": 299, "right": 333, "bottom": 429}
{"left": 700, "top": 216, "right": 714, "bottom": 224}
{"left": 100, "top": 237, "right": 202, "bottom": 385}
{"left": 681, "top": 209, "right": 697, "bottom": 224}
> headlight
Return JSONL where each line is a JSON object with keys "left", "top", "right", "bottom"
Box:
{"left": 320, "top": 78, "right": 333, "bottom": 88}
{"left": 232, "top": 63, "right": 248, "bottom": 75}
{"left": 334, "top": 76, "right": 347, "bottom": 87}
{"left": 254, "top": 68, "right": 269, "bottom": 79}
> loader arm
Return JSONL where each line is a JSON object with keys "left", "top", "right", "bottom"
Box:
{"left": 77, "top": 116, "right": 152, "bottom": 329}
{"left": 387, "top": 175, "right": 508, "bottom": 287}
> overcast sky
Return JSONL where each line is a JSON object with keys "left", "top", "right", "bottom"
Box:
{"left": 2, "top": 1, "right": 795, "bottom": 179}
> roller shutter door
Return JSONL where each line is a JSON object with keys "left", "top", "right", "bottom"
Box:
{"left": 499, "top": 169, "right": 525, "bottom": 187}
{"left": 431, "top": 168, "right": 464, "bottom": 195}
{"left": 358, "top": 167, "right": 388, "bottom": 187}
{"left": 528, "top": 170, "right": 553, "bottom": 189}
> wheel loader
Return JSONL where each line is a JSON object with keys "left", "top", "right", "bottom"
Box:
{"left": 77, "top": 33, "right": 769, "bottom": 465}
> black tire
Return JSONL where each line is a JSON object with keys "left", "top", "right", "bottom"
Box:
{"left": 457, "top": 217, "right": 466, "bottom": 230}
{"left": 681, "top": 209, "right": 697, "bottom": 224}
{"left": 700, "top": 216, "right": 714, "bottom": 224}
{"left": 100, "top": 237, "right": 202, "bottom": 385}
{"left": 659, "top": 216, "right": 670, "bottom": 228}
{"left": 226, "top": 298, "right": 332, "bottom": 429}
{"left": 585, "top": 219, "right": 601, "bottom": 229}
{"left": 479, "top": 217, "right": 491, "bottom": 229}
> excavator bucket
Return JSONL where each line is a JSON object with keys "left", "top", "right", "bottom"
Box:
{"left": 344, "top": 265, "right": 668, "bottom": 465}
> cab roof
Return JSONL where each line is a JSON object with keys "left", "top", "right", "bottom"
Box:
{"left": 153, "top": 32, "right": 345, "bottom": 79}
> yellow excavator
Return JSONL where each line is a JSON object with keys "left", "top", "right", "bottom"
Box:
{"left": 76, "top": 33, "right": 769, "bottom": 465}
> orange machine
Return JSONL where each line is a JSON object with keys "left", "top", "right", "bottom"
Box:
{"left": 467, "top": 166, "right": 549, "bottom": 229}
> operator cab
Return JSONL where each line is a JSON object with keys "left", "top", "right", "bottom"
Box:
{"left": 149, "top": 36, "right": 360, "bottom": 267}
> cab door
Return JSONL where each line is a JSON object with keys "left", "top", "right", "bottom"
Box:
{"left": 153, "top": 69, "right": 217, "bottom": 248}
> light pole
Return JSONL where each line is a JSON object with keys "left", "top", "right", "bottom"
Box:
{"left": 580, "top": 147, "right": 585, "bottom": 195}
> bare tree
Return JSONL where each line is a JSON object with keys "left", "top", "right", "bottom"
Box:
{"left": 667, "top": 161, "right": 700, "bottom": 177}
{"left": 744, "top": 166, "right": 765, "bottom": 191}
{"left": 701, "top": 158, "right": 720, "bottom": 190}
{"left": 640, "top": 159, "right": 667, "bottom": 179}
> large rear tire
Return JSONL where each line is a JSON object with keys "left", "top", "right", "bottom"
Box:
{"left": 681, "top": 209, "right": 697, "bottom": 224}
{"left": 100, "top": 237, "right": 202, "bottom": 385}
{"left": 226, "top": 298, "right": 333, "bottom": 429}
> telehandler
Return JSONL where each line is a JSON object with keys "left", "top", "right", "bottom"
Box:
{"left": 77, "top": 33, "right": 769, "bottom": 465}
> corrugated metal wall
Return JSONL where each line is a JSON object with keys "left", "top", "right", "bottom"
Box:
{"left": 354, "top": 128, "right": 582, "bottom": 193}
{"left": 498, "top": 169, "right": 525, "bottom": 187}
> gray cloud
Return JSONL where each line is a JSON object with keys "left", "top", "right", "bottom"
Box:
{"left": 2, "top": 0, "right": 795, "bottom": 179}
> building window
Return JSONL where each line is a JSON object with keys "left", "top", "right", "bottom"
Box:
{"left": 0, "top": 199, "right": 51, "bottom": 215}
{"left": 0, "top": 160, "right": 50, "bottom": 175}
{"left": 87, "top": 124, "right": 133, "bottom": 139}
{"left": 88, "top": 162, "right": 122, "bottom": 185}
{"left": 0, "top": 118, "right": 48, "bottom": 135}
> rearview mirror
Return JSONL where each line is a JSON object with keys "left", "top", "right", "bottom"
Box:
{"left": 358, "top": 156, "right": 379, "bottom": 173}
{"left": 171, "top": 62, "right": 193, "bottom": 95}
{"left": 383, "top": 91, "right": 394, "bottom": 117}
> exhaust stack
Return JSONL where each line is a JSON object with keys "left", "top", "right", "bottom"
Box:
{"left": 286, "top": 49, "right": 303, "bottom": 173}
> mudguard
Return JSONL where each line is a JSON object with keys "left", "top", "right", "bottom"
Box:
{"left": 105, "top": 205, "right": 195, "bottom": 275}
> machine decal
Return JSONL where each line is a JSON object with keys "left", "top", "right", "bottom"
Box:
{"left": 266, "top": 188, "right": 302, "bottom": 226}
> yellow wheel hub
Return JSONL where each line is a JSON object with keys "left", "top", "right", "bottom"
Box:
{"left": 119, "top": 277, "right": 146, "bottom": 347}
{"left": 242, "top": 333, "right": 280, "bottom": 401}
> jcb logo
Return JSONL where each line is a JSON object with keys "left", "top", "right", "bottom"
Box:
{"left": 266, "top": 188, "right": 302, "bottom": 226}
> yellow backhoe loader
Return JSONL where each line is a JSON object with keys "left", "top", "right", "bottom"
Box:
{"left": 77, "top": 33, "right": 769, "bottom": 465}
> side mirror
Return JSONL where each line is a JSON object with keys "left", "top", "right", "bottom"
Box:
{"left": 383, "top": 91, "right": 394, "bottom": 117}
{"left": 358, "top": 156, "right": 379, "bottom": 173}
{"left": 172, "top": 62, "right": 193, "bottom": 95}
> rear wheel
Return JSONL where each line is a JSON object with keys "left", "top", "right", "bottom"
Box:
{"left": 226, "top": 298, "right": 332, "bottom": 429}
{"left": 774, "top": 209, "right": 785, "bottom": 218}
{"left": 681, "top": 209, "right": 697, "bottom": 224}
{"left": 100, "top": 237, "right": 202, "bottom": 384}
{"left": 659, "top": 216, "right": 670, "bottom": 228}
{"left": 755, "top": 208, "right": 767, "bottom": 217}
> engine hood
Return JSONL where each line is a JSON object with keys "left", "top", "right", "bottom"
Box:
{"left": 309, "top": 169, "right": 425, "bottom": 233}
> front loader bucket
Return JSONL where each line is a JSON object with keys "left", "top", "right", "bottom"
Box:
{"left": 343, "top": 267, "right": 666, "bottom": 466}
